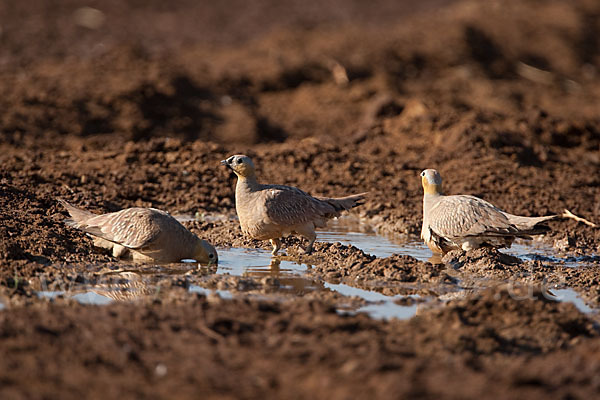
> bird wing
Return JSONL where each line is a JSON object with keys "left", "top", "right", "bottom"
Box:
{"left": 428, "top": 195, "right": 519, "bottom": 239}
{"left": 262, "top": 185, "right": 335, "bottom": 226}
{"left": 81, "top": 208, "right": 164, "bottom": 249}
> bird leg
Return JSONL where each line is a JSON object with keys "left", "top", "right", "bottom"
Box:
{"left": 270, "top": 238, "right": 281, "bottom": 256}
{"left": 296, "top": 225, "right": 317, "bottom": 254}
{"left": 112, "top": 243, "right": 128, "bottom": 258}
{"left": 304, "top": 233, "right": 317, "bottom": 254}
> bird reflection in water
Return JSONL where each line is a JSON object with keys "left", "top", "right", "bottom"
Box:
{"left": 243, "top": 258, "right": 324, "bottom": 296}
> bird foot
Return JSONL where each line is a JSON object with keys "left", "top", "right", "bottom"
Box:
{"left": 270, "top": 239, "right": 282, "bottom": 256}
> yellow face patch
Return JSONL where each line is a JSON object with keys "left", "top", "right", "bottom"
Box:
{"left": 421, "top": 176, "right": 442, "bottom": 195}
{"left": 233, "top": 162, "right": 252, "bottom": 178}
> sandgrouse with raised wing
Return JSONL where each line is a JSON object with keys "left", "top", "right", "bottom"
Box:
{"left": 420, "top": 169, "right": 556, "bottom": 254}
{"left": 59, "top": 200, "right": 218, "bottom": 264}
{"left": 222, "top": 154, "right": 366, "bottom": 255}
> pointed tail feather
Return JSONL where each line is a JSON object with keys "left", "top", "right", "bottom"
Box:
{"left": 318, "top": 192, "right": 368, "bottom": 212}
{"left": 505, "top": 214, "right": 557, "bottom": 232}
{"left": 57, "top": 199, "right": 96, "bottom": 227}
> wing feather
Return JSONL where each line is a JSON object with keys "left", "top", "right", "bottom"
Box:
{"left": 263, "top": 185, "right": 336, "bottom": 227}
{"left": 428, "top": 195, "right": 518, "bottom": 239}
{"left": 81, "top": 208, "right": 163, "bottom": 249}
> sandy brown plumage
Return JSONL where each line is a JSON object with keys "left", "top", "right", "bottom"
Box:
{"left": 221, "top": 155, "right": 366, "bottom": 254}
{"left": 59, "top": 200, "right": 217, "bottom": 264}
{"left": 420, "top": 169, "right": 556, "bottom": 253}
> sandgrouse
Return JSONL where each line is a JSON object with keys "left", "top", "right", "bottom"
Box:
{"left": 59, "top": 200, "right": 218, "bottom": 264}
{"left": 420, "top": 169, "right": 556, "bottom": 254}
{"left": 221, "top": 154, "right": 366, "bottom": 255}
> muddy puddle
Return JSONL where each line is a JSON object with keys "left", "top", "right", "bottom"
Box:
{"left": 318, "top": 218, "right": 433, "bottom": 261}
{"left": 32, "top": 216, "right": 598, "bottom": 319}
{"left": 324, "top": 217, "right": 598, "bottom": 266}
{"left": 550, "top": 289, "right": 595, "bottom": 314}
{"left": 509, "top": 243, "right": 600, "bottom": 267}
{"left": 36, "top": 246, "right": 424, "bottom": 320}
{"left": 38, "top": 290, "right": 114, "bottom": 305}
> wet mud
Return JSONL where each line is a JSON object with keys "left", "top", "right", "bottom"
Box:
{"left": 1, "top": 0, "right": 600, "bottom": 398}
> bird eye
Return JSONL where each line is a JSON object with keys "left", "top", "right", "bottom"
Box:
{"left": 237, "top": 159, "right": 243, "bottom": 164}
{"left": 420, "top": 171, "right": 425, "bottom": 177}
{"left": 209, "top": 253, "right": 214, "bottom": 259}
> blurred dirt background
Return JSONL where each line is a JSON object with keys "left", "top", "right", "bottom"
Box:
{"left": 1, "top": 0, "right": 600, "bottom": 398}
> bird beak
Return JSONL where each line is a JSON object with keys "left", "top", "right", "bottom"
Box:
{"left": 220, "top": 159, "right": 232, "bottom": 170}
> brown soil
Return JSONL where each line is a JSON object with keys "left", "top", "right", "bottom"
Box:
{"left": 1, "top": 0, "right": 600, "bottom": 398}
{"left": 2, "top": 287, "right": 599, "bottom": 400}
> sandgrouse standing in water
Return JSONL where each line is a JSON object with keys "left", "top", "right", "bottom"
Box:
{"left": 420, "top": 169, "right": 556, "bottom": 254}
{"left": 221, "top": 154, "right": 366, "bottom": 255}
{"left": 60, "top": 200, "right": 217, "bottom": 264}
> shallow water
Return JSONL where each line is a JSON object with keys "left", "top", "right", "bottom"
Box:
{"left": 32, "top": 216, "right": 597, "bottom": 319}
{"left": 38, "top": 290, "right": 115, "bottom": 304}
{"left": 509, "top": 242, "right": 600, "bottom": 267}
{"left": 323, "top": 217, "right": 596, "bottom": 268}
{"left": 189, "top": 285, "right": 234, "bottom": 299}
{"left": 325, "top": 282, "right": 420, "bottom": 320}
{"left": 71, "top": 291, "right": 114, "bottom": 305}
{"left": 210, "top": 247, "right": 325, "bottom": 296}
{"left": 177, "top": 214, "right": 592, "bottom": 266}
{"left": 199, "top": 247, "right": 421, "bottom": 319}
{"left": 550, "top": 288, "right": 595, "bottom": 314}
{"left": 34, "top": 246, "right": 422, "bottom": 319}
{"left": 318, "top": 220, "right": 432, "bottom": 261}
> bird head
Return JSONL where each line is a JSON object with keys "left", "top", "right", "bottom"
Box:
{"left": 194, "top": 239, "right": 218, "bottom": 265}
{"left": 420, "top": 169, "right": 443, "bottom": 195}
{"left": 220, "top": 154, "right": 256, "bottom": 178}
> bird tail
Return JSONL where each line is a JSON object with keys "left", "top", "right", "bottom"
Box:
{"left": 318, "top": 192, "right": 368, "bottom": 212}
{"left": 57, "top": 199, "right": 96, "bottom": 227}
{"left": 504, "top": 214, "right": 557, "bottom": 234}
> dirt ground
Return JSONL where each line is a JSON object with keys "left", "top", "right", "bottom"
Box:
{"left": 1, "top": 0, "right": 600, "bottom": 398}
